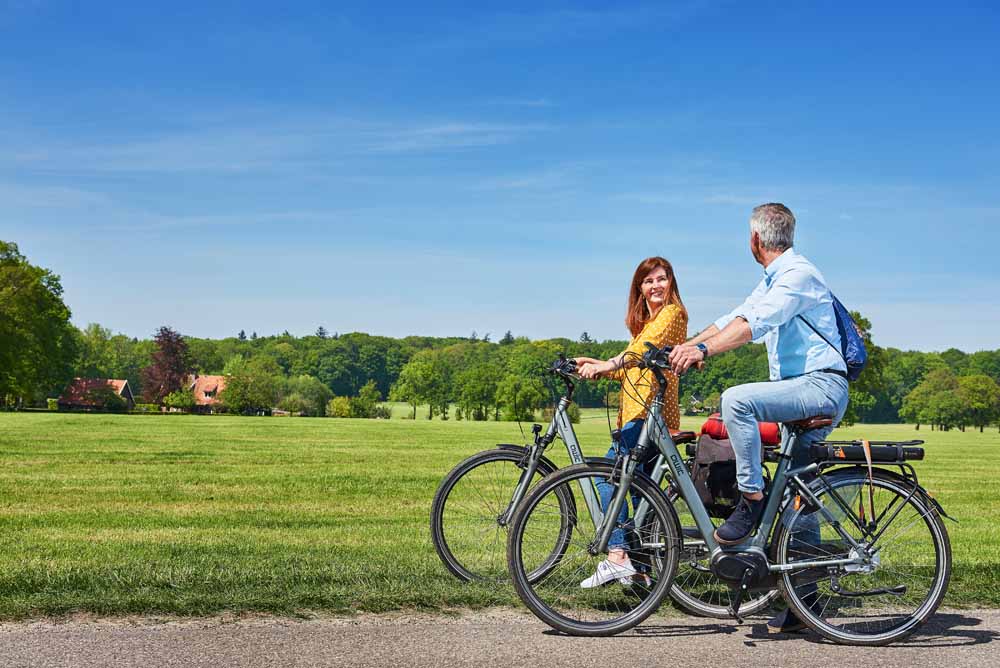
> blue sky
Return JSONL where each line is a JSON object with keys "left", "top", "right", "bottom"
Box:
{"left": 2, "top": 2, "right": 998, "bottom": 351}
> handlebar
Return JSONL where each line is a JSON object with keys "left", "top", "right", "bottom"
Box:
{"left": 549, "top": 354, "right": 578, "bottom": 401}
{"left": 638, "top": 342, "right": 673, "bottom": 371}
{"left": 550, "top": 353, "right": 578, "bottom": 377}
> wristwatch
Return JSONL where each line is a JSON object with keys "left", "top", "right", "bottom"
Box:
{"left": 695, "top": 343, "right": 709, "bottom": 361}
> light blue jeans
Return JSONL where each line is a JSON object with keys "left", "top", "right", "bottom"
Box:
{"left": 596, "top": 419, "right": 651, "bottom": 549}
{"left": 720, "top": 371, "right": 850, "bottom": 494}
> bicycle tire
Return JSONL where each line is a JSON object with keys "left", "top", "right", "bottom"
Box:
{"left": 507, "top": 461, "right": 680, "bottom": 636}
{"left": 773, "top": 470, "right": 951, "bottom": 645}
{"left": 430, "top": 447, "right": 572, "bottom": 582}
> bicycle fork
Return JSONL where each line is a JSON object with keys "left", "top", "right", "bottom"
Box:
{"left": 497, "top": 443, "right": 544, "bottom": 527}
{"left": 590, "top": 452, "right": 639, "bottom": 555}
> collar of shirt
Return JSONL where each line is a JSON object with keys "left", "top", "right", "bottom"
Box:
{"left": 763, "top": 247, "right": 798, "bottom": 285}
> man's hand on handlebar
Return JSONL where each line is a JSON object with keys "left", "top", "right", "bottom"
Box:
{"left": 668, "top": 343, "right": 706, "bottom": 375}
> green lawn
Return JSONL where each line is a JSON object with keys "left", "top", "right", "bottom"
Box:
{"left": 0, "top": 412, "right": 996, "bottom": 618}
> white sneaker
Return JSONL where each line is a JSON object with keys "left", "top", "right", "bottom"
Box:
{"left": 579, "top": 558, "right": 639, "bottom": 588}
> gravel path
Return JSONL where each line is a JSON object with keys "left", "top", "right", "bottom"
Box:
{"left": 1, "top": 608, "right": 996, "bottom": 667}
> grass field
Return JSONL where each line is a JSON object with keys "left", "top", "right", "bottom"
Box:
{"left": 0, "top": 411, "right": 997, "bottom": 619}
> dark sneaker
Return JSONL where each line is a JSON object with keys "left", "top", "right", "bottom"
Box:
{"left": 767, "top": 608, "right": 806, "bottom": 634}
{"left": 713, "top": 495, "right": 764, "bottom": 545}
{"left": 769, "top": 587, "right": 819, "bottom": 634}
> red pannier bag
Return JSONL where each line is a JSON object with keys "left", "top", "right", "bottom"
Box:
{"left": 700, "top": 412, "right": 781, "bottom": 446}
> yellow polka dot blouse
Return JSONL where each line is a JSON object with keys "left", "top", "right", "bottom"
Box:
{"left": 612, "top": 303, "right": 687, "bottom": 430}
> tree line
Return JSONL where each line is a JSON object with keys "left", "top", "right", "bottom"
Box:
{"left": 3, "top": 239, "right": 999, "bottom": 426}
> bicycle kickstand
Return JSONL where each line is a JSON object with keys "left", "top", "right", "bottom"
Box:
{"left": 727, "top": 567, "right": 755, "bottom": 624}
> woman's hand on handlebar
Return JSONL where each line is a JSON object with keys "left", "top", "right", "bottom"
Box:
{"left": 572, "top": 356, "right": 602, "bottom": 367}
{"left": 577, "top": 360, "right": 613, "bottom": 380}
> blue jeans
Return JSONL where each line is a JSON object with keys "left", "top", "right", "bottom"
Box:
{"left": 596, "top": 418, "right": 655, "bottom": 550}
{"left": 720, "top": 371, "right": 850, "bottom": 494}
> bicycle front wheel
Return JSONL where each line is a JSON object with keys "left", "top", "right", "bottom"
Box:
{"left": 774, "top": 471, "right": 951, "bottom": 645}
{"left": 431, "top": 447, "right": 571, "bottom": 582}
{"left": 507, "top": 462, "right": 680, "bottom": 636}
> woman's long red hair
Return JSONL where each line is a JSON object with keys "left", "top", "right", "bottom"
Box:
{"left": 625, "top": 257, "right": 686, "bottom": 338}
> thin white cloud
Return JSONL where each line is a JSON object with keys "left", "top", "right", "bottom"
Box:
{"left": 364, "top": 122, "right": 551, "bottom": 154}
{"left": 0, "top": 182, "right": 113, "bottom": 209}
{"left": 473, "top": 163, "right": 586, "bottom": 191}
{"left": 3, "top": 117, "right": 554, "bottom": 173}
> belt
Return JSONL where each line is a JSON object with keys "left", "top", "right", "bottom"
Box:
{"left": 781, "top": 368, "right": 848, "bottom": 381}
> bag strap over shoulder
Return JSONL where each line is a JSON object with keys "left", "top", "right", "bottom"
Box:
{"left": 797, "top": 311, "right": 846, "bottom": 367}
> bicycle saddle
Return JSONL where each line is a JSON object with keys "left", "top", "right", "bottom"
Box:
{"left": 785, "top": 415, "right": 833, "bottom": 430}
{"left": 670, "top": 430, "right": 697, "bottom": 444}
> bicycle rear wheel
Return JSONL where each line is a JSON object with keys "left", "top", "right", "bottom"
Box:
{"left": 431, "top": 447, "right": 571, "bottom": 582}
{"left": 774, "top": 471, "right": 951, "bottom": 645}
{"left": 507, "top": 462, "right": 679, "bottom": 636}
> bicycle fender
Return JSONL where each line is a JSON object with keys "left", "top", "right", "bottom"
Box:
{"left": 495, "top": 444, "right": 562, "bottom": 476}
{"left": 813, "top": 466, "right": 957, "bottom": 523}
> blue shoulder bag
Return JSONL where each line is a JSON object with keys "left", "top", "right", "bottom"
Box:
{"left": 798, "top": 295, "right": 868, "bottom": 382}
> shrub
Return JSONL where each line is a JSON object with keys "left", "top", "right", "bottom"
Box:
{"left": 349, "top": 380, "right": 381, "bottom": 418}
{"left": 278, "top": 392, "right": 308, "bottom": 416}
{"left": 133, "top": 403, "right": 161, "bottom": 413}
{"left": 327, "top": 396, "right": 352, "bottom": 418}
{"left": 47, "top": 398, "right": 58, "bottom": 411}
{"left": 373, "top": 405, "right": 392, "bottom": 419}
{"left": 164, "top": 390, "right": 196, "bottom": 412}
{"left": 83, "top": 386, "right": 128, "bottom": 413}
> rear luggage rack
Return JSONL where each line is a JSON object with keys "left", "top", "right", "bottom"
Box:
{"left": 810, "top": 440, "right": 925, "bottom": 463}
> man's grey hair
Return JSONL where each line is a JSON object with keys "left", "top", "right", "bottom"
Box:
{"left": 750, "top": 203, "right": 795, "bottom": 251}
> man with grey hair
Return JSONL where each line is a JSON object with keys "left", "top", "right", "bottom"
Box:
{"left": 669, "top": 203, "right": 850, "bottom": 631}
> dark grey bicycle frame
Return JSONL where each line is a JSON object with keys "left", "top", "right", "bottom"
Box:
{"left": 605, "top": 394, "right": 869, "bottom": 574}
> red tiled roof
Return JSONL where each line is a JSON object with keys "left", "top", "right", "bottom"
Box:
{"left": 59, "top": 378, "right": 130, "bottom": 406}
{"left": 189, "top": 374, "right": 227, "bottom": 405}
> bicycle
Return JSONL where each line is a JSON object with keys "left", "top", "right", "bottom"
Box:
{"left": 506, "top": 343, "right": 952, "bottom": 645}
{"left": 430, "top": 355, "right": 777, "bottom": 618}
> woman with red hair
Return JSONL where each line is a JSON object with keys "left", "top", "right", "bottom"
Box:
{"left": 575, "top": 256, "right": 688, "bottom": 587}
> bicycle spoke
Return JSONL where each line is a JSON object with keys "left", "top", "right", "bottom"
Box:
{"left": 778, "top": 474, "right": 950, "bottom": 645}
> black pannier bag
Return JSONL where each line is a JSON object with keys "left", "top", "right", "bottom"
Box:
{"left": 690, "top": 433, "right": 776, "bottom": 519}
{"left": 691, "top": 433, "right": 741, "bottom": 518}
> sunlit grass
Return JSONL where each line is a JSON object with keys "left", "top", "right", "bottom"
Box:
{"left": 0, "top": 412, "right": 994, "bottom": 618}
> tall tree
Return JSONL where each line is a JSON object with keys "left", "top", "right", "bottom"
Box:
{"left": 0, "top": 241, "right": 77, "bottom": 405}
{"left": 141, "top": 326, "right": 191, "bottom": 403}
{"left": 900, "top": 367, "right": 959, "bottom": 430}
{"left": 390, "top": 349, "right": 449, "bottom": 419}
{"left": 220, "top": 355, "right": 281, "bottom": 414}
{"left": 842, "top": 311, "right": 886, "bottom": 424}
{"left": 957, "top": 375, "right": 1000, "bottom": 432}
{"left": 76, "top": 323, "right": 114, "bottom": 378}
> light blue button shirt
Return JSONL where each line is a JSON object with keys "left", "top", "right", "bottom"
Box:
{"left": 714, "top": 248, "right": 845, "bottom": 381}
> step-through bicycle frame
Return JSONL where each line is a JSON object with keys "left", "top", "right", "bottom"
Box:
{"left": 497, "top": 365, "right": 684, "bottom": 537}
